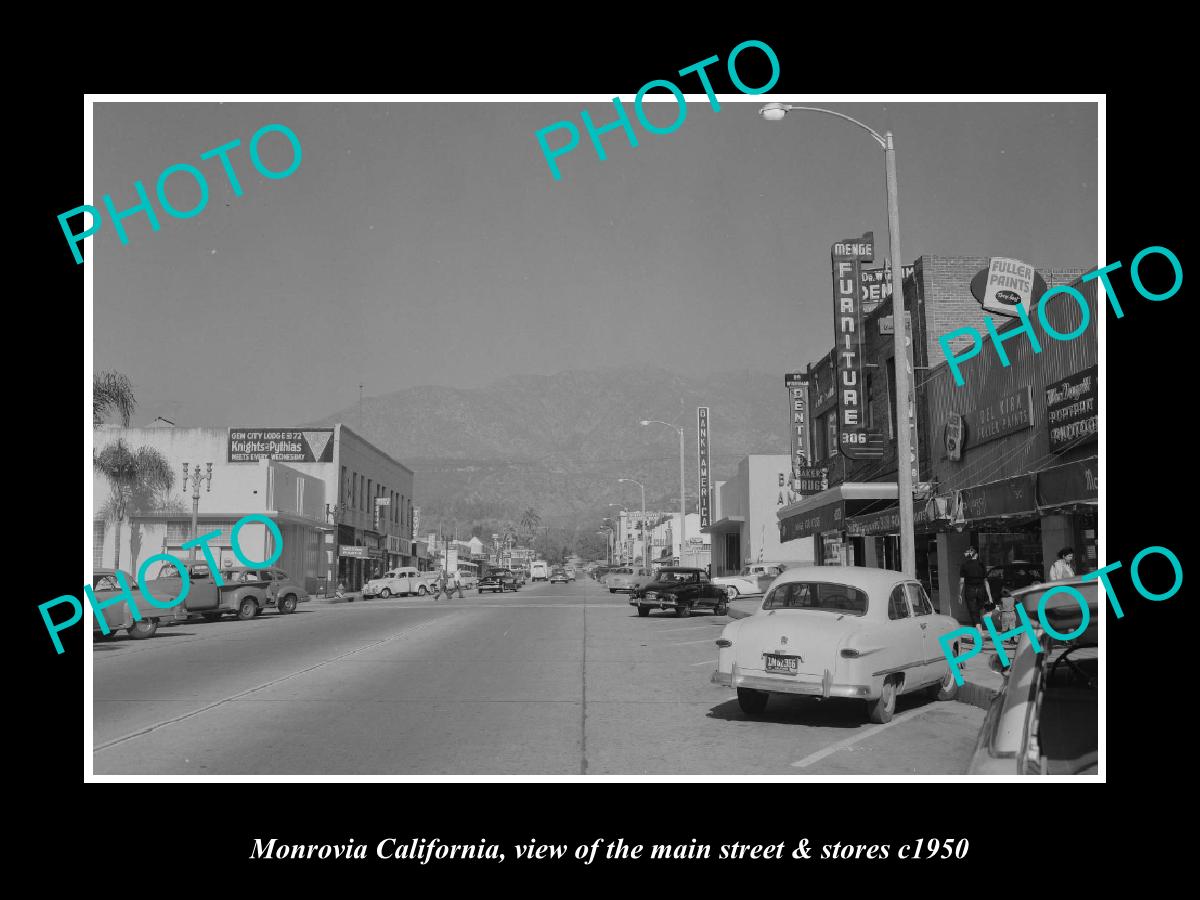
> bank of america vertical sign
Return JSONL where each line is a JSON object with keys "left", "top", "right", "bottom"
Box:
{"left": 697, "top": 407, "right": 711, "bottom": 528}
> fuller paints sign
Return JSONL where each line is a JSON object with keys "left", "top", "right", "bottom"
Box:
{"left": 1045, "top": 365, "right": 1097, "bottom": 451}
{"left": 229, "top": 427, "right": 335, "bottom": 463}
{"left": 697, "top": 407, "right": 712, "bottom": 529}
{"left": 969, "top": 257, "right": 1048, "bottom": 318}
{"left": 831, "top": 232, "right": 882, "bottom": 460}
{"left": 784, "top": 372, "right": 811, "bottom": 491}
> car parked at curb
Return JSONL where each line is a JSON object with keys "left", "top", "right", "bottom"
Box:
{"left": 630, "top": 567, "right": 728, "bottom": 617}
{"left": 967, "top": 578, "right": 1098, "bottom": 775}
{"left": 711, "top": 563, "right": 789, "bottom": 599}
{"left": 90, "top": 568, "right": 190, "bottom": 640}
{"left": 712, "top": 566, "right": 962, "bottom": 723}
{"left": 605, "top": 566, "right": 654, "bottom": 594}
{"left": 220, "top": 566, "right": 309, "bottom": 614}
{"left": 143, "top": 563, "right": 273, "bottom": 622}
{"left": 362, "top": 567, "right": 440, "bottom": 599}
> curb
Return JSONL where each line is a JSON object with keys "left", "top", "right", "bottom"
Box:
{"left": 724, "top": 602, "right": 998, "bottom": 711}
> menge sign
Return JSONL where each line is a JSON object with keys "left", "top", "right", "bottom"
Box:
{"left": 830, "top": 231, "right": 883, "bottom": 460}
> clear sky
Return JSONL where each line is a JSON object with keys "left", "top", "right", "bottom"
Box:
{"left": 92, "top": 99, "right": 1097, "bottom": 426}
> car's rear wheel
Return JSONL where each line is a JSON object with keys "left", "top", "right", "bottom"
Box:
{"left": 381, "top": 588, "right": 391, "bottom": 599}
{"left": 715, "top": 599, "right": 729, "bottom": 616}
{"left": 929, "top": 669, "right": 958, "bottom": 701}
{"left": 417, "top": 585, "right": 428, "bottom": 596}
{"left": 128, "top": 618, "right": 158, "bottom": 639}
{"left": 278, "top": 594, "right": 298, "bottom": 615}
{"left": 868, "top": 678, "right": 898, "bottom": 723}
{"left": 237, "top": 598, "right": 258, "bottom": 621}
{"left": 676, "top": 604, "right": 690, "bottom": 618}
{"left": 609, "top": 588, "right": 616, "bottom": 594}
{"left": 737, "top": 688, "right": 768, "bottom": 714}
{"left": 637, "top": 606, "right": 650, "bottom": 617}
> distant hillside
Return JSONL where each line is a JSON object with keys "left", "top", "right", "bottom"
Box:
{"left": 311, "top": 367, "right": 789, "bottom": 537}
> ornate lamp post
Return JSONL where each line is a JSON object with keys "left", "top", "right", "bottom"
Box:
{"left": 182, "top": 462, "right": 213, "bottom": 567}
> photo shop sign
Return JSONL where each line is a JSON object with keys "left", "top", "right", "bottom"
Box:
{"left": 1046, "top": 365, "right": 1097, "bottom": 451}
{"left": 831, "top": 232, "right": 883, "bottom": 460}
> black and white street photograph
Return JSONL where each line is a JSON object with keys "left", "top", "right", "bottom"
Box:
{"left": 80, "top": 92, "right": 1106, "bottom": 779}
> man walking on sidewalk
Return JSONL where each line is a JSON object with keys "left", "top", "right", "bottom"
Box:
{"left": 958, "top": 546, "right": 993, "bottom": 631}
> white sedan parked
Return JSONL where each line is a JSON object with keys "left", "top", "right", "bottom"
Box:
{"left": 711, "top": 563, "right": 787, "bottom": 599}
{"left": 712, "top": 566, "right": 964, "bottom": 723}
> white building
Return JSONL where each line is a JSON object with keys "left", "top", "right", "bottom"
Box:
{"left": 702, "top": 454, "right": 816, "bottom": 576}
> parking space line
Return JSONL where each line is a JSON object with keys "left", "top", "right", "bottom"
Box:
{"left": 789, "top": 706, "right": 936, "bottom": 769}
{"left": 665, "top": 638, "right": 721, "bottom": 647}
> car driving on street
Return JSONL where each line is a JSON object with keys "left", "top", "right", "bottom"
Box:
{"left": 605, "top": 566, "right": 654, "bottom": 594}
{"left": 712, "top": 566, "right": 962, "bottom": 723}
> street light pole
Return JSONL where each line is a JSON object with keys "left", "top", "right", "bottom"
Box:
{"left": 618, "top": 477, "right": 648, "bottom": 571}
{"left": 758, "top": 103, "right": 916, "bottom": 578}
{"left": 641, "top": 420, "right": 688, "bottom": 566}
{"left": 182, "top": 462, "right": 213, "bottom": 568}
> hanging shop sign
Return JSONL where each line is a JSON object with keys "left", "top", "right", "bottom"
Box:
{"left": 1045, "top": 365, "right": 1098, "bottom": 452}
{"left": 831, "top": 232, "right": 883, "bottom": 459}
{"left": 944, "top": 413, "right": 965, "bottom": 462}
{"left": 697, "top": 406, "right": 712, "bottom": 528}
{"left": 784, "top": 372, "right": 811, "bottom": 491}
{"left": 228, "top": 427, "right": 335, "bottom": 463}
{"left": 793, "top": 466, "right": 829, "bottom": 495}
{"left": 969, "top": 258, "right": 1048, "bottom": 318}
{"left": 968, "top": 386, "right": 1034, "bottom": 447}
{"left": 860, "top": 263, "right": 914, "bottom": 311}
{"left": 780, "top": 501, "right": 844, "bottom": 541}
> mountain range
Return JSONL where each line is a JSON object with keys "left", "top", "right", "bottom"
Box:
{"left": 312, "top": 367, "right": 791, "bottom": 540}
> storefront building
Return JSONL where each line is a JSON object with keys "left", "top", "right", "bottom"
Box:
{"left": 776, "top": 251, "right": 1089, "bottom": 617}
{"left": 922, "top": 274, "right": 1098, "bottom": 620}
{"left": 94, "top": 423, "right": 416, "bottom": 593}
{"left": 93, "top": 426, "right": 327, "bottom": 590}
{"left": 704, "top": 455, "right": 814, "bottom": 576}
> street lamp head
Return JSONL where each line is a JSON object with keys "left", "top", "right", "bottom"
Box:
{"left": 639, "top": 420, "right": 650, "bottom": 426}
{"left": 759, "top": 102, "right": 788, "bottom": 122}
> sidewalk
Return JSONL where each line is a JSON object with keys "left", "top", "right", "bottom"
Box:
{"left": 725, "top": 600, "right": 1002, "bottom": 711}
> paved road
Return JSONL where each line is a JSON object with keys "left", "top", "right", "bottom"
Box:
{"left": 93, "top": 579, "right": 983, "bottom": 774}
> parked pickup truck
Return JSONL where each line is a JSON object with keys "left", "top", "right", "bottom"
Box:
{"left": 362, "top": 567, "right": 440, "bottom": 599}
{"left": 143, "top": 563, "right": 276, "bottom": 621}
{"left": 91, "top": 568, "right": 191, "bottom": 639}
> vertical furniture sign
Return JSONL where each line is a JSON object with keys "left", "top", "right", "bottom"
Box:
{"left": 831, "top": 232, "right": 879, "bottom": 459}
{"left": 697, "top": 407, "right": 711, "bottom": 529}
{"left": 784, "top": 372, "right": 810, "bottom": 491}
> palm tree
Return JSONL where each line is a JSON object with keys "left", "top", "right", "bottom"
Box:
{"left": 93, "top": 370, "right": 137, "bottom": 426}
{"left": 520, "top": 508, "right": 541, "bottom": 540}
{"left": 94, "top": 439, "right": 175, "bottom": 571}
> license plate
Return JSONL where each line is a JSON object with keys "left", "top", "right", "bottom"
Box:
{"left": 764, "top": 654, "right": 798, "bottom": 675}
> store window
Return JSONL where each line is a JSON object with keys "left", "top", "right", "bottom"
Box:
{"left": 93, "top": 521, "right": 105, "bottom": 568}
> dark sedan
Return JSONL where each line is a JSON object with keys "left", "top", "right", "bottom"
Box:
{"left": 478, "top": 572, "right": 519, "bottom": 594}
{"left": 629, "top": 567, "right": 729, "bottom": 618}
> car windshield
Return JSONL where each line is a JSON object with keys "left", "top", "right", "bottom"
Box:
{"left": 763, "top": 581, "right": 869, "bottom": 615}
{"left": 659, "top": 571, "right": 697, "bottom": 583}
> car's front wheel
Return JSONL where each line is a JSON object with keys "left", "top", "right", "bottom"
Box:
{"left": 128, "top": 618, "right": 158, "bottom": 639}
{"left": 715, "top": 598, "right": 729, "bottom": 616}
{"left": 609, "top": 588, "right": 616, "bottom": 594}
{"left": 237, "top": 598, "right": 258, "bottom": 621}
{"left": 381, "top": 588, "right": 391, "bottom": 599}
{"left": 868, "top": 678, "right": 898, "bottom": 723}
{"left": 417, "top": 585, "right": 428, "bottom": 596}
{"left": 737, "top": 688, "right": 768, "bottom": 714}
{"left": 278, "top": 594, "right": 298, "bottom": 615}
{"left": 725, "top": 585, "right": 739, "bottom": 599}
{"left": 637, "top": 606, "right": 650, "bottom": 617}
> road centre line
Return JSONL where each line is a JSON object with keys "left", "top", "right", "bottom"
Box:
{"left": 93, "top": 614, "right": 464, "bottom": 754}
{"left": 789, "top": 706, "right": 936, "bottom": 769}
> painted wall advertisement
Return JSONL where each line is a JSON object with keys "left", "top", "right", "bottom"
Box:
{"left": 229, "top": 427, "right": 335, "bottom": 463}
{"left": 831, "top": 232, "right": 883, "bottom": 460}
{"left": 784, "top": 372, "right": 811, "bottom": 491}
{"left": 697, "top": 406, "right": 711, "bottom": 529}
{"left": 1045, "top": 365, "right": 1097, "bottom": 451}
{"left": 860, "top": 263, "right": 914, "bottom": 311}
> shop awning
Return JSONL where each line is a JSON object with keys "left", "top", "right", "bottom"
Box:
{"left": 1036, "top": 456, "right": 1098, "bottom": 509}
{"left": 778, "top": 482, "right": 899, "bottom": 541}
{"left": 701, "top": 515, "right": 745, "bottom": 535}
{"left": 845, "top": 501, "right": 934, "bottom": 537}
